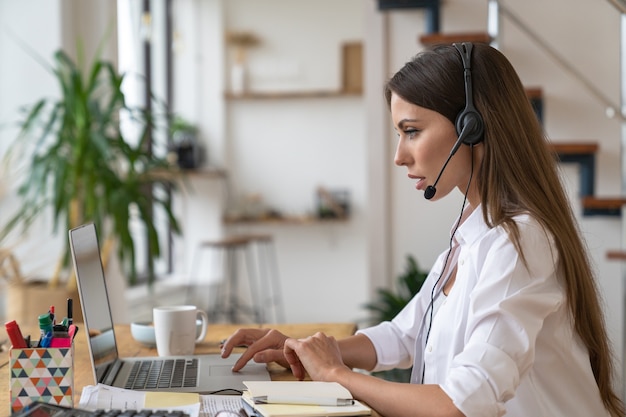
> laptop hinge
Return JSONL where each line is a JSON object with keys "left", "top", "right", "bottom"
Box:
{"left": 103, "top": 360, "right": 123, "bottom": 386}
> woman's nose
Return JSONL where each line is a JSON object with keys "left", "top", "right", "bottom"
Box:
{"left": 394, "top": 141, "right": 408, "bottom": 167}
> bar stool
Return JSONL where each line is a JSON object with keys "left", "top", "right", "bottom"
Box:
{"left": 239, "top": 234, "right": 285, "bottom": 323}
{"left": 187, "top": 235, "right": 264, "bottom": 323}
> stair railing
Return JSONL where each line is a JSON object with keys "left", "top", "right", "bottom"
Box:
{"left": 487, "top": 0, "right": 625, "bottom": 122}
{"left": 607, "top": 3, "right": 626, "bottom": 404}
{"left": 621, "top": 13, "right": 626, "bottom": 197}
{"left": 608, "top": 0, "right": 626, "bottom": 14}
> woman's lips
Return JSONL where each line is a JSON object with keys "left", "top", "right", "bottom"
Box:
{"left": 408, "top": 175, "right": 426, "bottom": 191}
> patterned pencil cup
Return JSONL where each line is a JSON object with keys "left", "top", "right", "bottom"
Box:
{"left": 9, "top": 345, "right": 74, "bottom": 412}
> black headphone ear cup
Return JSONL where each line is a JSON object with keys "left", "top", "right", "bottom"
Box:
{"left": 455, "top": 109, "right": 484, "bottom": 146}
{"left": 454, "top": 42, "right": 485, "bottom": 147}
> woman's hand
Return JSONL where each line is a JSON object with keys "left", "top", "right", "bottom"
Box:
{"left": 220, "top": 328, "right": 291, "bottom": 372}
{"left": 284, "top": 332, "right": 351, "bottom": 381}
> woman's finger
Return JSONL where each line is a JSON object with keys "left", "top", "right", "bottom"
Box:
{"left": 231, "top": 329, "right": 289, "bottom": 372}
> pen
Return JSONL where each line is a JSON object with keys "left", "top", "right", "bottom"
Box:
{"left": 5, "top": 320, "right": 28, "bottom": 349}
{"left": 252, "top": 396, "right": 354, "bottom": 407}
{"left": 39, "top": 331, "right": 53, "bottom": 348}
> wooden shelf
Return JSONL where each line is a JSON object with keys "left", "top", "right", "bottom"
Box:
{"left": 223, "top": 215, "right": 349, "bottom": 225}
{"left": 225, "top": 90, "right": 361, "bottom": 100}
{"left": 180, "top": 167, "right": 227, "bottom": 178}
{"left": 419, "top": 31, "right": 492, "bottom": 47}
{"left": 144, "top": 167, "right": 227, "bottom": 182}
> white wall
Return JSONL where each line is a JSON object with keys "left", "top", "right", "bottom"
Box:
{"left": 217, "top": 0, "right": 369, "bottom": 323}
{"left": 0, "top": 1, "right": 64, "bottom": 280}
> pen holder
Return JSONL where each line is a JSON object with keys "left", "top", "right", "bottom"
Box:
{"left": 9, "top": 344, "right": 74, "bottom": 413}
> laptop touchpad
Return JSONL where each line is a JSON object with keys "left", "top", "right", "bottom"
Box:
{"left": 209, "top": 365, "right": 239, "bottom": 376}
{"left": 209, "top": 363, "right": 270, "bottom": 377}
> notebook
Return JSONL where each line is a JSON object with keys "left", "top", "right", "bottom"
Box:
{"left": 241, "top": 381, "right": 371, "bottom": 417}
{"left": 68, "top": 222, "right": 271, "bottom": 394}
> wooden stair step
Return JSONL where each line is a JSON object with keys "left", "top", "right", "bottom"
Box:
{"left": 582, "top": 196, "right": 626, "bottom": 216}
{"left": 525, "top": 87, "right": 543, "bottom": 101}
{"left": 378, "top": 0, "right": 440, "bottom": 10}
{"left": 419, "top": 31, "right": 492, "bottom": 46}
{"left": 606, "top": 250, "right": 626, "bottom": 261}
{"left": 548, "top": 142, "right": 598, "bottom": 203}
{"left": 549, "top": 142, "right": 599, "bottom": 156}
{"left": 546, "top": 142, "right": 621, "bottom": 217}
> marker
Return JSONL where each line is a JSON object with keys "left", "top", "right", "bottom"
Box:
{"left": 53, "top": 324, "right": 69, "bottom": 338}
{"left": 68, "top": 324, "right": 78, "bottom": 342}
{"left": 38, "top": 313, "right": 53, "bottom": 337}
{"left": 5, "top": 320, "right": 28, "bottom": 349}
{"left": 67, "top": 298, "right": 73, "bottom": 325}
{"left": 252, "top": 396, "right": 354, "bottom": 407}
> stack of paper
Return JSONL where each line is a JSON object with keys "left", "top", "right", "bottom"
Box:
{"left": 79, "top": 384, "right": 201, "bottom": 416}
{"left": 241, "top": 381, "right": 371, "bottom": 417}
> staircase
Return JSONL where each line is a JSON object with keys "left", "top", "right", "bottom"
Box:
{"left": 381, "top": 5, "right": 626, "bottom": 217}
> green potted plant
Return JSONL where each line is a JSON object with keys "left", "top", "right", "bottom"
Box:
{"left": 1, "top": 47, "right": 181, "bottom": 290}
{"left": 362, "top": 254, "right": 428, "bottom": 382}
{"left": 168, "top": 115, "right": 204, "bottom": 170}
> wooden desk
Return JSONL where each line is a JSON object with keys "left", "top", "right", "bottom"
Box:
{"left": 1, "top": 322, "right": 382, "bottom": 416}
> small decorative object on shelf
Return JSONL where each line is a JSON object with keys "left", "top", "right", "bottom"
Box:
{"left": 168, "top": 115, "right": 204, "bottom": 169}
{"left": 225, "top": 30, "right": 261, "bottom": 95}
{"left": 222, "top": 189, "right": 352, "bottom": 225}
{"left": 316, "top": 187, "right": 350, "bottom": 219}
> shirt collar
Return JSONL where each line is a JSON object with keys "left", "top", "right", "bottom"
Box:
{"left": 452, "top": 204, "right": 491, "bottom": 248}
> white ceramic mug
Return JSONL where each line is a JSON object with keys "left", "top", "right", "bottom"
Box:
{"left": 153, "top": 305, "right": 208, "bottom": 356}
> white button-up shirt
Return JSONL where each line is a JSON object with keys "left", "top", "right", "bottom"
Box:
{"left": 358, "top": 205, "right": 609, "bottom": 417}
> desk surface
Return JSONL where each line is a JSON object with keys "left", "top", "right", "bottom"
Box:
{"left": 1, "top": 322, "right": 380, "bottom": 416}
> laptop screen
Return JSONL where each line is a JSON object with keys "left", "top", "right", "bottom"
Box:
{"left": 69, "top": 223, "right": 119, "bottom": 381}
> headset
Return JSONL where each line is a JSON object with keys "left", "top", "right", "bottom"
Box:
{"left": 424, "top": 42, "right": 485, "bottom": 200}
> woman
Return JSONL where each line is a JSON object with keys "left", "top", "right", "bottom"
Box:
{"left": 221, "top": 43, "right": 624, "bottom": 417}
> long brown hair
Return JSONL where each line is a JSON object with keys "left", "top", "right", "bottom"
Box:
{"left": 385, "top": 43, "right": 625, "bottom": 416}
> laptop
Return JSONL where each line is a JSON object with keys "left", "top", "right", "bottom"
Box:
{"left": 68, "top": 222, "right": 271, "bottom": 394}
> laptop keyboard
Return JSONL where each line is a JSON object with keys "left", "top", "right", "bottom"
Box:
{"left": 12, "top": 402, "right": 190, "bottom": 417}
{"left": 125, "top": 359, "right": 198, "bottom": 390}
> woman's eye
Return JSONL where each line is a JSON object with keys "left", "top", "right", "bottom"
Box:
{"left": 404, "top": 128, "right": 419, "bottom": 138}
{"left": 394, "top": 128, "right": 420, "bottom": 140}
